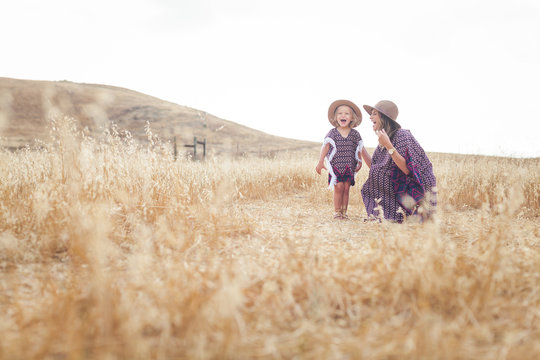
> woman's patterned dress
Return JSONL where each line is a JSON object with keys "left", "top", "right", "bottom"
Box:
{"left": 361, "top": 129, "right": 437, "bottom": 222}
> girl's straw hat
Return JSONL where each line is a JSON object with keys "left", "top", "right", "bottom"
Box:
{"left": 328, "top": 100, "right": 362, "bottom": 128}
{"left": 363, "top": 100, "right": 399, "bottom": 121}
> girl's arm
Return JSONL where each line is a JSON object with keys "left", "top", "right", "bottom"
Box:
{"left": 361, "top": 147, "right": 372, "bottom": 168}
{"left": 355, "top": 155, "right": 362, "bottom": 172}
{"left": 316, "top": 143, "right": 330, "bottom": 174}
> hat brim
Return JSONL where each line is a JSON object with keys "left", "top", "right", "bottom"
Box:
{"left": 362, "top": 105, "right": 375, "bottom": 116}
{"left": 328, "top": 100, "right": 362, "bottom": 128}
{"left": 363, "top": 104, "right": 398, "bottom": 122}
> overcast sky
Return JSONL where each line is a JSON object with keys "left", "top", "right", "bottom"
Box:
{"left": 1, "top": 0, "right": 539, "bottom": 157}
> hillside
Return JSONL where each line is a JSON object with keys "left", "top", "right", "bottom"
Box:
{"left": 0, "top": 77, "right": 319, "bottom": 155}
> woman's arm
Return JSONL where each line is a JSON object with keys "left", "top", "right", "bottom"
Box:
{"left": 388, "top": 148, "right": 410, "bottom": 175}
{"left": 316, "top": 143, "right": 330, "bottom": 174}
{"left": 376, "top": 129, "right": 409, "bottom": 175}
{"left": 361, "top": 147, "right": 372, "bottom": 168}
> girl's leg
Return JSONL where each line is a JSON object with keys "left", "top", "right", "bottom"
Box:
{"left": 334, "top": 182, "right": 345, "bottom": 216}
{"left": 341, "top": 181, "right": 352, "bottom": 217}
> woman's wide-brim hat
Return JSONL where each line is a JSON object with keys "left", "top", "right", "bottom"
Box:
{"left": 328, "top": 100, "right": 362, "bottom": 128}
{"left": 363, "top": 100, "right": 399, "bottom": 122}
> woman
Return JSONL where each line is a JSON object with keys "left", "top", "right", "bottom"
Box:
{"left": 361, "top": 100, "right": 437, "bottom": 222}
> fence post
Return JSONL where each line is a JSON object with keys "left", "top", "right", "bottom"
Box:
{"left": 180, "top": 136, "right": 206, "bottom": 160}
{"left": 203, "top": 138, "right": 206, "bottom": 158}
{"left": 173, "top": 136, "right": 177, "bottom": 161}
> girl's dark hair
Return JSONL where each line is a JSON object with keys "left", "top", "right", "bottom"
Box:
{"left": 380, "top": 113, "right": 401, "bottom": 141}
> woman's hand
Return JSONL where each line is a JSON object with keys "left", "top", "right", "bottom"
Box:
{"left": 376, "top": 130, "right": 410, "bottom": 175}
{"left": 355, "top": 161, "right": 362, "bottom": 172}
{"left": 375, "top": 129, "right": 393, "bottom": 149}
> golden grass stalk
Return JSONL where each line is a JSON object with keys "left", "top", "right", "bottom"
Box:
{"left": 0, "top": 116, "right": 539, "bottom": 359}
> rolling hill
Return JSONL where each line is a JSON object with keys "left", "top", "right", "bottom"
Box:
{"left": 0, "top": 77, "right": 319, "bottom": 156}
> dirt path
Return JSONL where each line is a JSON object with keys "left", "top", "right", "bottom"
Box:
{"left": 234, "top": 191, "right": 539, "bottom": 252}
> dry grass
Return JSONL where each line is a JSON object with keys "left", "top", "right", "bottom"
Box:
{"left": 1, "top": 116, "right": 539, "bottom": 359}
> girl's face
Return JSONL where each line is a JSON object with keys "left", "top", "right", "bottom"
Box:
{"left": 370, "top": 109, "right": 382, "bottom": 131}
{"left": 335, "top": 105, "right": 353, "bottom": 128}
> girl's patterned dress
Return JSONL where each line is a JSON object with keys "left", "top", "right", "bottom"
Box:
{"left": 361, "top": 129, "right": 437, "bottom": 223}
{"left": 323, "top": 128, "right": 363, "bottom": 189}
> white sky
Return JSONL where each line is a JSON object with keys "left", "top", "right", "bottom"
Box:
{"left": 1, "top": 0, "right": 539, "bottom": 157}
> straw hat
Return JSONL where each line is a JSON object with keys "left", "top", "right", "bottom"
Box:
{"left": 363, "top": 100, "right": 399, "bottom": 121}
{"left": 328, "top": 100, "right": 362, "bottom": 128}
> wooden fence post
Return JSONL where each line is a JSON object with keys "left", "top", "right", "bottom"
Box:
{"left": 202, "top": 138, "right": 206, "bottom": 158}
{"left": 181, "top": 136, "right": 206, "bottom": 160}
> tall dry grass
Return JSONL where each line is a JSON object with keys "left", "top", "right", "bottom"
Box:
{"left": 0, "top": 116, "right": 539, "bottom": 359}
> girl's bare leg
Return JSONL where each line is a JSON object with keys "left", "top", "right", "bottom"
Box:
{"left": 334, "top": 182, "right": 345, "bottom": 216}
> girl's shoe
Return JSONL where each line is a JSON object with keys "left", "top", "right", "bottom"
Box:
{"left": 333, "top": 212, "right": 342, "bottom": 219}
{"left": 341, "top": 213, "right": 349, "bottom": 220}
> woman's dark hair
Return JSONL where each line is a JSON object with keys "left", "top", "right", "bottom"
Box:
{"left": 380, "top": 113, "right": 401, "bottom": 141}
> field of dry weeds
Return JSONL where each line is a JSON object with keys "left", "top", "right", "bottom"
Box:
{"left": 1, "top": 116, "right": 539, "bottom": 359}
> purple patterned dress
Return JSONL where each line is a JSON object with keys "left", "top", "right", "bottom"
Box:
{"left": 323, "top": 128, "right": 363, "bottom": 188}
{"left": 361, "top": 129, "right": 437, "bottom": 223}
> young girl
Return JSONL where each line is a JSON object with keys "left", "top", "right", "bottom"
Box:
{"left": 316, "top": 100, "right": 367, "bottom": 219}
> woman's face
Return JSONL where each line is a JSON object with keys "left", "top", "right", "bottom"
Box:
{"left": 335, "top": 105, "right": 353, "bottom": 128}
{"left": 370, "top": 109, "right": 382, "bottom": 131}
